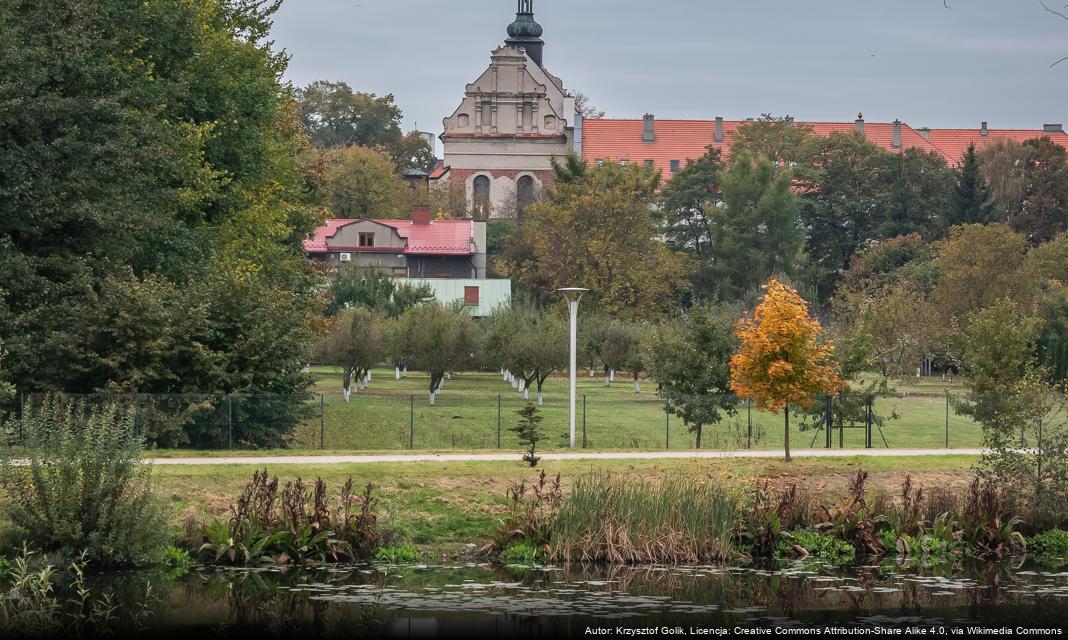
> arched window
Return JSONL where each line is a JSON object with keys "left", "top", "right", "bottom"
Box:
{"left": 516, "top": 175, "right": 537, "bottom": 220}
{"left": 472, "top": 175, "right": 491, "bottom": 219}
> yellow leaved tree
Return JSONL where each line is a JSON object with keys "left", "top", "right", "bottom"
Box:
{"left": 729, "top": 278, "right": 846, "bottom": 461}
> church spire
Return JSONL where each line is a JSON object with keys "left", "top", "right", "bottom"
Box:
{"left": 505, "top": 0, "right": 545, "bottom": 66}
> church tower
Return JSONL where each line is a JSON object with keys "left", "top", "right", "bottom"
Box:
{"left": 437, "top": 1, "right": 577, "bottom": 220}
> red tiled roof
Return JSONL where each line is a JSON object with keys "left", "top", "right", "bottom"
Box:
{"left": 428, "top": 163, "right": 449, "bottom": 180}
{"left": 926, "top": 128, "right": 1068, "bottom": 164}
{"left": 304, "top": 219, "right": 475, "bottom": 256}
{"left": 580, "top": 118, "right": 1068, "bottom": 171}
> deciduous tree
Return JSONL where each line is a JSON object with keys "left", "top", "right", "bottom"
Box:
{"left": 316, "top": 308, "right": 385, "bottom": 402}
{"left": 730, "top": 279, "right": 845, "bottom": 461}
{"left": 399, "top": 303, "right": 480, "bottom": 405}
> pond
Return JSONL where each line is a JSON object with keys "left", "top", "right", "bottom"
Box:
{"left": 92, "top": 561, "right": 1068, "bottom": 638}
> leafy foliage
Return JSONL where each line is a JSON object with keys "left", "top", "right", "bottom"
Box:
{"left": 0, "top": 398, "right": 169, "bottom": 566}
{"left": 730, "top": 279, "right": 845, "bottom": 460}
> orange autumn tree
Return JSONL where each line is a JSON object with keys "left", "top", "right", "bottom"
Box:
{"left": 729, "top": 278, "right": 845, "bottom": 461}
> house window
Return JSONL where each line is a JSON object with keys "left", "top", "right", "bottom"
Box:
{"left": 644, "top": 160, "right": 654, "bottom": 168}
{"left": 619, "top": 159, "right": 628, "bottom": 166}
{"left": 670, "top": 160, "right": 681, "bottom": 172}
{"left": 464, "top": 286, "right": 480, "bottom": 306}
{"left": 596, "top": 160, "right": 604, "bottom": 167}
{"left": 358, "top": 232, "right": 375, "bottom": 247}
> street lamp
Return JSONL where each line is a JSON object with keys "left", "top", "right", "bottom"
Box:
{"left": 557, "top": 287, "right": 589, "bottom": 449}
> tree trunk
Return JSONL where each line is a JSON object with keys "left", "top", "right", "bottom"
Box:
{"left": 429, "top": 391, "right": 436, "bottom": 405}
{"left": 784, "top": 403, "right": 792, "bottom": 462}
{"left": 695, "top": 424, "right": 702, "bottom": 449}
{"left": 634, "top": 375, "right": 641, "bottom": 393}
{"left": 604, "top": 365, "right": 611, "bottom": 387}
{"left": 537, "top": 378, "right": 545, "bottom": 406}
{"left": 395, "top": 366, "right": 401, "bottom": 380}
{"left": 402, "top": 366, "right": 407, "bottom": 378}
{"left": 523, "top": 385, "right": 529, "bottom": 400}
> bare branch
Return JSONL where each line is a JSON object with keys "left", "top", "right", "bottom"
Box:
{"left": 1052, "top": 56, "right": 1068, "bottom": 67}
{"left": 1040, "top": 0, "right": 1068, "bottom": 20}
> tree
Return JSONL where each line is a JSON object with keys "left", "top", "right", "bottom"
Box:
{"left": 512, "top": 403, "right": 544, "bottom": 467}
{"left": 931, "top": 224, "right": 1034, "bottom": 330}
{"left": 797, "top": 132, "right": 893, "bottom": 302}
{"left": 705, "top": 152, "right": 803, "bottom": 300}
{"left": 550, "top": 152, "right": 589, "bottom": 185}
{"left": 317, "top": 308, "right": 386, "bottom": 402}
{"left": 957, "top": 300, "right": 1068, "bottom": 522}
{"left": 599, "top": 320, "right": 633, "bottom": 387}
{"left": 881, "top": 148, "right": 953, "bottom": 239}
{"left": 322, "top": 146, "right": 414, "bottom": 219}
{"left": 731, "top": 115, "right": 813, "bottom": 166}
{"left": 647, "top": 304, "right": 738, "bottom": 449}
{"left": 659, "top": 146, "right": 724, "bottom": 297}
{"left": 501, "top": 161, "right": 691, "bottom": 318}
{"left": 484, "top": 303, "right": 567, "bottom": 405}
{"left": 399, "top": 303, "right": 480, "bottom": 405}
{"left": 1014, "top": 137, "right": 1068, "bottom": 243}
{"left": 949, "top": 144, "right": 996, "bottom": 226}
{"left": 624, "top": 322, "right": 652, "bottom": 393}
{"left": 573, "top": 92, "right": 605, "bottom": 119}
{"left": 729, "top": 278, "right": 846, "bottom": 461}
{"left": 325, "top": 266, "right": 434, "bottom": 317}
{"left": 978, "top": 139, "right": 1030, "bottom": 224}
{"left": 0, "top": 0, "right": 322, "bottom": 406}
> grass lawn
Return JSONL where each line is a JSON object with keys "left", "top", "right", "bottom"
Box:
{"left": 271, "top": 367, "right": 984, "bottom": 451}
{"left": 155, "top": 455, "right": 981, "bottom": 549}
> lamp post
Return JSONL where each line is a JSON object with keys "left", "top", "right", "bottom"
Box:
{"left": 557, "top": 287, "right": 589, "bottom": 449}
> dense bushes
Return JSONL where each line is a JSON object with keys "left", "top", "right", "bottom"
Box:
{"left": 0, "top": 398, "right": 169, "bottom": 567}
{"left": 198, "top": 470, "right": 379, "bottom": 565}
{"left": 549, "top": 474, "right": 739, "bottom": 564}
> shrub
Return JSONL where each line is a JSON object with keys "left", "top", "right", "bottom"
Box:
{"left": 499, "top": 541, "right": 542, "bottom": 565}
{"left": 512, "top": 403, "right": 543, "bottom": 467}
{"left": 787, "top": 529, "right": 855, "bottom": 565}
{"left": 0, "top": 397, "right": 169, "bottom": 566}
{"left": 198, "top": 470, "right": 378, "bottom": 565}
{"left": 1029, "top": 529, "right": 1068, "bottom": 567}
{"left": 374, "top": 543, "right": 421, "bottom": 564}
{"left": 550, "top": 474, "right": 739, "bottom": 564}
{"left": 482, "top": 470, "right": 561, "bottom": 556}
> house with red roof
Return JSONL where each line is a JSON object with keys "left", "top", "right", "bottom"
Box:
{"left": 304, "top": 205, "right": 488, "bottom": 279}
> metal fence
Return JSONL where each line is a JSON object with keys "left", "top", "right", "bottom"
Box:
{"left": 4, "top": 390, "right": 1002, "bottom": 452}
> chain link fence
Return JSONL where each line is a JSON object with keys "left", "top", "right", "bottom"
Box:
{"left": 5, "top": 390, "right": 995, "bottom": 452}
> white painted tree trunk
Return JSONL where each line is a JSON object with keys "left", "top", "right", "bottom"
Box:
{"left": 523, "top": 386, "right": 529, "bottom": 400}
{"left": 446, "top": 372, "right": 453, "bottom": 380}
{"left": 395, "top": 366, "right": 401, "bottom": 380}
{"left": 367, "top": 370, "right": 371, "bottom": 382}
{"left": 361, "top": 373, "right": 369, "bottom": 389}
{"left": 635, "top": 379, "right": 641, "bottom": 393}
{"left": 604, "top": 372, "right": 611, "bottom": 387}
{"left": 343, "top": 386, "right": 351, "bottom": 403}
{"left": 402, "top": 366, "right": 407, "bottom": 378}
{"left": 537, "top": 389, "right": 544, "bottom": 405}
{"left": 610, "top": 369, "right": 615, "bottom": 382}
{"left": 429, "top": 391, "right": 436, "bottom": 405}
{"left": 589, "top": 368, "right": 594, "bottom": 377}
{"left": 511, "top": 375, "right": 519, "bottom": 389}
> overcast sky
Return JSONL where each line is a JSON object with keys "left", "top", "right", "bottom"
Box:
{"left": 271, "top": 0, "right": 1067, "bottom": 139}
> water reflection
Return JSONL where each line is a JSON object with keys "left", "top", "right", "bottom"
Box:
{"left": 103, "top": 561, "right": 1068, "bottom": 637}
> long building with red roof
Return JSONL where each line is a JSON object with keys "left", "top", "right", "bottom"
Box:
{"left": 579, "top": 115, "right": 1068, "bottom": 178}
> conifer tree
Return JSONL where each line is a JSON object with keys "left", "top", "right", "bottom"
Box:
{"left": 949, "top": 143, "right": 995, "bottom": 226}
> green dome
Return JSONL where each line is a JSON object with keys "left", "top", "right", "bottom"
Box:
{"left": 507, "top": 13, "right": 543, "bottom": 39}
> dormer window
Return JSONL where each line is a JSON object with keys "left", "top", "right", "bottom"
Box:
{"left": 358, "top": 232, "right": 375, "bottom": 248}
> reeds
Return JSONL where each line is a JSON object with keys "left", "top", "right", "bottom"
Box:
{"left": 549, "top": 474, "right": 739, "bottom": 564}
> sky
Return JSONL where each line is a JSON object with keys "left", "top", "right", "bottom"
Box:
{"left": 270, "top": 0, "right": 1068, "bottom": 143}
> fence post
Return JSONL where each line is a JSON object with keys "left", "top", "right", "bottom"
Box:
{"left": 408, "top": 395, "right": 414, "bottom": 450}
{"left": 496, "top": 394, "right": 501, "bottom": 449}
{"left": 227, "top": 396, "right": 233, "bottom": 450}
{"left": 582, "top": 394, "right": 587, "bottom": 448}
{"left": 825, "top": 395, "right": 833, "bottom": 449}
{"left": 945, "top": 391, "right": 950, "bottom": 449}
{"left": 747, "top": 398, "right": 753, "bottom": 449}
{"left": 320, "top": 394, "right": 325, "bottom": 450}
{"left": 866, "top": 395, "right": 873, "bottom": 449}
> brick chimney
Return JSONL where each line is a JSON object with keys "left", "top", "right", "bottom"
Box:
{"left": 412, "top": 205, "right": 431, "bottom": 225}
{"left": 981, "top": 122, "right": 989, "bottom": 137}
{"left": 714, "top": 116, "right": 724, "bottom": 143}
{"left": 642, "top": 114, "right": 655, "bottom": 142}
{"left": 892, "top": 119, "right": 902, "bottom": 149}
{"left": 855, "top": 113, "right": 865, "bottom": 136}
{"left": 1044, "top": 123, "right": 1064, "bottom": 133}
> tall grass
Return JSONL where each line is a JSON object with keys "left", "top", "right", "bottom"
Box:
{"left": 549, "top": 474, "right": 740, "bottom": 564}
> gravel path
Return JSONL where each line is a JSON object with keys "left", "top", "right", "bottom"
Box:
{"left": 148, "top": 448, "right": 984, "bottom": 466}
